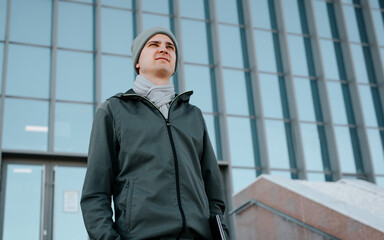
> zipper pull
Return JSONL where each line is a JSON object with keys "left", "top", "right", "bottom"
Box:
{"left": 166, "top": 121, "right": 171, "bottom": 126}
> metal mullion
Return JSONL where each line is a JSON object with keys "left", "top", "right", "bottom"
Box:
{"left": 134, "top": 0, "right": 142, "bottom": 35}
{"left": 240, "top": 0, "right": 270, "bottom": 176}
{"left": 95, "top": 0, "right": 101, "bottom": 109}
{"left": 306, "top": 0, "right": 340, "bottom": 181}
{"left": 334, "top": 0, "right": 375, "bottom": 182}
{"left": 274, "top": 0, "right": 307, "bottom": 179}
{"left": 207, "top": 0, "right": 235, "bottom": 237}
{"left": 48, "top": 0, "right": 58, "bottom": 154}
{"left": 171, "top": 0, "right": 185, "bottom": 93}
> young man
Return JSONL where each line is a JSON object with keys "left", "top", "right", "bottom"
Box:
{"left": 81, "top": 26, "right": 229, "bottom": 240}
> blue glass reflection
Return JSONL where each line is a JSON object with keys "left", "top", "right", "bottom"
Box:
{"left": 101, "top": 0, "right": 132, "bottom": 8}
{"left": 0, "top": 0, "right": 7, "bottom": 41}
{"left": 222, "top": 69, "right": 248, "bottom": 115}
{"left": 359, "top": 85, "right": 379, "bottom": 127}
{"left": 102, "top": 8, "right": 133, "bottom": 55}
{"left": 306, "top": 173, "right": 325, "bottom": 181}
{"left": 53, "top": 166, "right": 88, "bottom": 240}
{"left": 369, "top": 0, "right": 381, "bottom": 8}
{"left": 56, "top": 50, "right": 94, "bottom": 102}
{"left": 254, "top": 30, "right": 278, "bottom": 73}
{"left": 300, "top": 123, "right": 323, "bottom": 171}
{"left": 334, "top": 126, "right": 356, "bottom": 173}
{"left": 2, "top": 164, "right": 43, "bottom": 240}
{"left": 181, "top": 20, "right": 209, "bottom": 64}
{"left": 314, "top": 0, "right": 332, "bottom": 38}
{"left": 377, "top": 177, "right": 384, "bottom": 187}
{"left": 250, "top": 0, "right": 272, "bottom": 29}
{"left": 372, "top": 10, "right": 384, "bottom": 46}
{"left": 54, "top": 103, "right": 93, "bottom": 154}
{"left": 320, "top": 40, "right": 340, "bottom": 80}
{"left": 288, "top": 35, "right": 309, "bottom": 76}
{"left": 227, "top": 117, "right": 255, "bottom": 167}
{"left": 142, "top": 0, "right": 169, "bottom": 14}
{"left": 58, "top": 2, "right": 93, "bottom": 51}
{"left": 0, "top": 43, "right": 3, "bottom": 93}
{"left": 184, "top": 65, "right": 213, "bottom": 112}
{"left": 219, "top": 25, "right": 244, "bottom": 68}
{"left": 180, "top": 0, "right": 205, "bottom": 19}
{"left": 142, "top": 14, "right": 170, "bottom": 31}
{"left": 343, "top": 5, "right": 362, "bottom": 42}
{"left": 282, "top": 0, "right": 302, "bottom": 34}
{"left": 367, "top": 129, "right": 384, "bottom": 174}
{"left": 9, "top": 0, "right": 52, "bottom": 45}
{"left": 265, "top": 120, "right": 290, "bottom": 169}
{"left": 294, "top": 78, "right": 316, "bottom": 122}
{"left": 6, "top": 44, "right": 50, "bottom": 98}
{"left": 102, "top": 55, "right": 133, "bottom": 100}
{"left": 350, "top": 44, "right": 369, "bottom": 83}
{"left": 259, "top": 74, "right": 284, "bottom": 118}
{"left": 231, "top": 168, "right": 257, "bottom": 194}
{"left": 2, "top": 98, "right": 49, "bottom": 151}
{"left": 327, "top": 81, "right": 348, "bottom": 124}
{"left": 216, "top": 0, "right": 239, "bottom": 24}
{"left": 202, "top": 114, "right": 218, "bottom": 158}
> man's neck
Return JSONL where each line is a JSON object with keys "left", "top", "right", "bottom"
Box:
{"left": 139, "top": 73, "right": 171, "bottom": 86}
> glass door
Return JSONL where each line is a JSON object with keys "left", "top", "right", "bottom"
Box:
{"left": 0, "top": 161, "right": 88, "bottom": 240}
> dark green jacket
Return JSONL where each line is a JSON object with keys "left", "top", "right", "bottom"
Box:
{"left": 81, "top": 89, "right": 229, "bottom": 240}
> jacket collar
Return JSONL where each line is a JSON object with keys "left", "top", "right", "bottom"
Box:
{"left": 114, "top": 88, "right": 193, "bottom": 103}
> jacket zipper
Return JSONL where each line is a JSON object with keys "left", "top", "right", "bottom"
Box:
{"left": 122, "top": 91, "right": 192, "bottom": 238}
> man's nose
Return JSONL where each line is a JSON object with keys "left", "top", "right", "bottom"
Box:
{"left": 159, "top": 45, "right": 168, "bottom": 54}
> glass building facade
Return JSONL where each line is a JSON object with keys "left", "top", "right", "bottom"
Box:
{"left": 0, "top": 0, "right": 384, "bottom": 239}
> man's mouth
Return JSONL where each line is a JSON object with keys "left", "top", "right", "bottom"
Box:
{"left": 155, "top": 57, "right": 170, "bottom": 62}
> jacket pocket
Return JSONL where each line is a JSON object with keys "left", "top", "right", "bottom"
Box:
{"left": 124, "top": 179, "right": 135, "bottom": 233}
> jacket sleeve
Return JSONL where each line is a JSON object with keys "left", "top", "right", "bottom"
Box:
{"left": 81, "top": 107, "right": 120, "bottom": 240}
{"left": 200, "top": 116, "right": 230, "bottom": 238}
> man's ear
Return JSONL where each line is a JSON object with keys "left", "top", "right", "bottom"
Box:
{"left": 136, "top": 62, "right": 140, "bottom": 69}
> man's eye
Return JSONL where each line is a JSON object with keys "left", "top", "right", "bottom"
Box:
{"left": 167, "top": 46, "right": 174, "bottom": 50}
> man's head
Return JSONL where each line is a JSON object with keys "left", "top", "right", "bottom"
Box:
{"left": 131, "top": 27, "right": 178, "bottom": 79}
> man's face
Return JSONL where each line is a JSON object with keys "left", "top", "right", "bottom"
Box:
{"left": 136, "top": 34, "right": 176, "bottom": 79}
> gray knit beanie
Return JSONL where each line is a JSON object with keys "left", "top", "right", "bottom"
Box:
{"left": 131, "top": 26, "right": 178, "bottom": 75}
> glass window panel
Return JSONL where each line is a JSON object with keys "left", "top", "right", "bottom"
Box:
{"left": 270, "top": 170, "right": 291, "bottom": 179}
{"left": 282, "top": 0, "right": 302, "bottom": 34}
{"left": 184, "top": 65, "right": 213, "bottom": 112}
{"left": 0, "top": 0, "right": 7, "bottom": 40}
{"left": 180, "top": 0, "right": 205, "bottom": 19}
{"left": 381, "top": 48, "right": 384, "bottom": 69}
{"left": 376, "top": 177, "right": 384, "bottom": 187}
{"left": 350, "top": 44, "right": 369, "bottom": 83}
{"left": 181, "top": 20, "right": 209, "bottom": 64}
{"left": 58, "top": 2, "right": 93, "bottom": 51}
{"left": 250, "top": 0, "right": 272, "bottom": 29}
{"left": 2, "top": 164, "right": 43, "bottom": 240}
{"left": 0, "top": 43, "right": 3, "bottom": 93}
{"left": 223, "top": 69, "right": 249, "bottom": 115}
{"left": 216, "top": 0, "right": 239, "bottom": 24}
{"left": 56, "top": 50, "right": 93, "bottom": 102}
{"left": 6, "top": 44, "right": 50, "bottom": 98}
{"left": 227, "top": 117, "right": 255, "bottom": 167}
{"left": 327, "top": 81, "right": 349, "bottom": 124}
{"left": 101, "top": 0, "right": 132, "bottom": 8}
{"left": 369, "top": 0, "right": 381, "bottom": 8}
{"left": 101, "top": 55, "right": 133, "bottom": 100}
{"left": 203, "top": 114, "right": 218, "bottom": 158}
{"left": 265, "top": 120, "right": 290, "bottom": 169}
{"left": 2, "top": 98, "right": 49, "bottom": 151}
{"left": 294, "top": 78, "right": 316, "bottom": 122}
{"left": 53, "top": 166, "right": 88, "bottom": 240}
{"left": 54, "top": 103, "right": 93, "bottom": 154}
{"left": 259, "top": 74, "right": 284, "bottom": 118}
{"left": 231, "top": 168, "right": 257, "bottom": 194}
{"left": 372, "top": 10, "right": 384, "bottom": 46}
{"left": 359, "top": 85, "right": 379, "bottom": 127}
{"left": 73, "top": 0, "right": 93, "bottom": 3}
{"left": 101, "top": 8, "right": 133, "bottom": 55}
{"left": 219, "top": 25, "right": 244, "bottom": 68}
{"left": 334, "top": 126, "right": 357, "bottom": 173}
{"left": 314, "top": 0, "right": 333, "bottom": 38}
{"left": 306, "top": 173, "right": 326, "bottom": 181}
{"left": 300, "top": 123, "right": 323, "bottom": 171}
{"left": 254, "top": 30, "right": 278, "bottom": 72}
{"left": 367, "top": 129, "right": 384, "bottom": 174}
{"left": 343, "top": 5, "right": 362, "bottom": 42}
{"left": 288, "top": 35, "right": 309, "bottom": 76}
{"left": 142, "top": 0, "right": 169, "bottom": 14}
{"left": 320, "top": 40, "right": 340, "bottom": 80}
{"left": 142, "top": 14, "right": 171, "bottom": 31}
{"left": 9, "top": 0, "right": 52, "bottom": 45}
